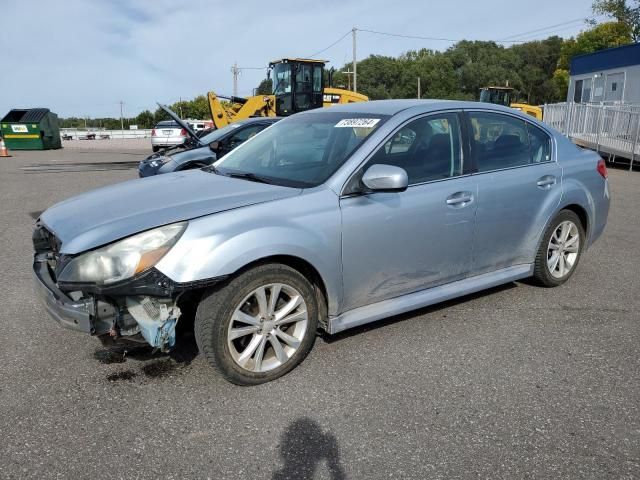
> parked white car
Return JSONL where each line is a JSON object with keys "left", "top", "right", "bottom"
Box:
{"left": 151, "top": 120, "right": 188, "bottom": 152}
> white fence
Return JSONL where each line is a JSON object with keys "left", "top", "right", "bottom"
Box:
{"left": 543, "top": 102, "right": 640, "bottom": 170}
{"left": 59, "top": 129, "right": 153, "bottom": 140}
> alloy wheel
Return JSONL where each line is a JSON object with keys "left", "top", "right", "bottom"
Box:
{"left": 547, "top": 220, "right": 580, "bottom": 279}
{"left": 227, "top": 283, "right": 308, "bottom": 373}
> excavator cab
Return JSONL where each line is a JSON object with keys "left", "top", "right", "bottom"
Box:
{"left": 479, "top": 86, "right": 514, "bottom": 107}
{"left": 270, "top": 58, "right": 325, "bottom": 116}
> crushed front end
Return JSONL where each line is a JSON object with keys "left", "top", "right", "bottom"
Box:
{"left": 32, "top": 222, "right": 194, "bottom": 351}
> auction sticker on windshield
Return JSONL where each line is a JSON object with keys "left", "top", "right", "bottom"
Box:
{"left": 335, "top": 118, "right": 380, "bottom": 128}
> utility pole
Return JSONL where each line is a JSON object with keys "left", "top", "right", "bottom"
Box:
{"left": 342, "top": 70, "right": 354, "bottom": 91}
{"left": 119, "top": 100, "right": 124, "bottom": 138}
{"left": 417, "top": 77, "right": 421, "bottom": 99}
{"left": 231, "top": 62, "right": 240, "bottom": 97}
{"left": 352, "top": 27, "right": 357, "bottom": 93}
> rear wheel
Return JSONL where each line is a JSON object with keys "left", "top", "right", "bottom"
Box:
{"left": 195, "top": 264, "right": 318, "bottom": 385}
{"left": 533, "top": 210, "right": 585, "bottom": 287}
{"left": 152, "top": 146, "right": 160, "bottom": 152}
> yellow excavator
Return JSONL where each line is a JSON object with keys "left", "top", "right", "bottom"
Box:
{"left": 208, "top": 58, "right": 368, "bottom": 129}
{"left": 479, "top": 86, "right": 543, "bottom": 120}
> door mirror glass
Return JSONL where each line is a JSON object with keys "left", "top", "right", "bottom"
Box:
{"left": 209, "top": 141, "right": 220, "bottom": 151}
{"left": 362, "top": 164, "right": 408, "bottom": 192}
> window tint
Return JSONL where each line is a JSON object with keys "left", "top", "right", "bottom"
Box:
{"left": 527, "top": 123, "right": 552, "bottom": 163}
{"left": 226, "top": 124, "right": 265, "bottom": 147}
{"left": 369, "top": 113, "right": 462, "bottom": 184}
{"left": 469, "top": 112, "right": 531, "bottom": 172}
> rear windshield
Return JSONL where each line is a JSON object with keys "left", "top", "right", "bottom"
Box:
{"left": 155, "top": 121, "right": 181, "bottom": 128}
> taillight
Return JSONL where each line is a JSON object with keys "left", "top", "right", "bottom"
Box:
{"left": 151, "top": 129, "right": 156, "bottom": 137}
{"left": 597, "top": 158, "right": 608, "bottom": 179}
{"left": 180, "top": 128, "right": 187, "bottom": 136}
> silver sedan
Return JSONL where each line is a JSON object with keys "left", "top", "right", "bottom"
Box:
{"left": 33, "top": 100, "right": 610, "bottom": 384}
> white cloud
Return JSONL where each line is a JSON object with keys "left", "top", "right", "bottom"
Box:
{"left": 1, "top": 0, "right": 593, "bottom": 117}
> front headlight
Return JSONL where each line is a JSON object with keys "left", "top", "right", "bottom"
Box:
{"left": 59, "top": 222, "right": 187, "bottom": 285}
{"left": 149, "top": 156, "right": 171, "bottom": 168}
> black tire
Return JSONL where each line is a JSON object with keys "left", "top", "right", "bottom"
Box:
{"left": 152, "top": 146, "right": 160, "bottom": 152}
{"left": 195, "top": 263, "right": 318, "bottom": 385}
{"left": 533, "top": 210, "right": 585, "bottom": 287}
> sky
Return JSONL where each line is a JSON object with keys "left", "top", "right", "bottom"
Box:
{"left": 1, "top": 0, "right": 599, "bottom": 118}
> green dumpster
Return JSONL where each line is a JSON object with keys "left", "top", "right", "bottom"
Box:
{"left": 1, "top": 108, "right": 62, "bottom": 150}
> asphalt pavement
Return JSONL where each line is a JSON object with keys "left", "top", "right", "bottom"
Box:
{"left": 0, "top": 143, "right": 638, "bottom": 479}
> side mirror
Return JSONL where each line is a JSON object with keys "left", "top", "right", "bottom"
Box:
{"left": 209, "top": 141, "right": 220, "bottom": 151}
{"left": 361, "top": 164, "right": 408, "bottom": 192}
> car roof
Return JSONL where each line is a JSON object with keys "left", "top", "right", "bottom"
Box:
{"left": 235, "top": 117, "right": 281, "bottom": 124}
{"left": 315, "top": 99, "right": 524, "bottom": 116}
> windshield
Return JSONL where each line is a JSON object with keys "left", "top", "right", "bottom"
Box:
{"left": 479, "top": 89, "right": 512, "bottom": 106}
{"left": 199, "top": 122, "right": 245, "bottom": 144}
{"left": 272, "top": 63, "right": 292, "bottom": 94}
{"left": 215, "top": 111, "right": 388, "bottom": 187}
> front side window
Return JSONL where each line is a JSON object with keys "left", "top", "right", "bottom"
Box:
{"left": 215, "top": 112, "right": 388, "bottom": 187}
{"left": 368, "top": 113, "right": 462, "bottom": 184}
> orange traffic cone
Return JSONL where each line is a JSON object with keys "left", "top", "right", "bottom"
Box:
{"left": 0, "top": 137, "right": 11, "bottom": 157}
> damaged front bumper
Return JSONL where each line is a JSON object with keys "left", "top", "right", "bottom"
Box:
{"left": 33, "top": 254, "right": 115, "bottom": 335}
{"left": 33, "top": 253, "right": 182, "bottom": 350}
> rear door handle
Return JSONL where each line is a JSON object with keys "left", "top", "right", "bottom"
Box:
{"left": 536, "top": 175, "right": 556, "bottom": 189}
{"left": 446, "top": 191, "right": 474, "bottom": 207}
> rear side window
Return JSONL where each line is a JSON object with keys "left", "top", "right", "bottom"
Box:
{"left": 527, "top": 123, "right": 552, "bottom": 163}
{"left": 469, "top": 112, "right": 532, "bottom": 172}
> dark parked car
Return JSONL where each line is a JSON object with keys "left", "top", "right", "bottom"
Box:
{"left": 139, "top": 117, "right": 280, "bottom": 177}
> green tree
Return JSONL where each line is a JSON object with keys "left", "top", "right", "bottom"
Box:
{"left": 135, "top": 110, "right": 154, "bottom": 129}
{"left": 592, "top": 0, "right": 640, "bottom": 41}
{"left": 255, "top": 78, "right": 273, "bottom": 95}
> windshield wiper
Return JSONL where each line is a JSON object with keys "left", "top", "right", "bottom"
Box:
{"left": 203, "top": 164, "right": 222, "bottom": 174}
{"left": 225, "top": 171, "right": 273, "bottom": 184}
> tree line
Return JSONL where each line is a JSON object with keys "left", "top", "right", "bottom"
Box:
{"left": 60, "top": 1, "right": 638, "bottom": 128}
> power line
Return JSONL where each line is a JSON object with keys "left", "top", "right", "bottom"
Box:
{"left": 308, "top": 30, "right": 352, "bottom": 58}
{"left": 514, "top": 24, "right": 591, "bottom": 42}
{"left": 498, "top": 18, "right": 586, "bottom": 40}
{"left": 357, "top": 28, "right": 525, "bottom": 44}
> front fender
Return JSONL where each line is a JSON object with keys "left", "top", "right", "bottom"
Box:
{"left": 155, "top": 189, "right": 343, "bottom": 314}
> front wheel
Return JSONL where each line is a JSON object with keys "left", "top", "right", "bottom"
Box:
{"left": 195, "top": 264, "right": 318, "bottom": 385}
{"left": 533, "top": 210, "right": 585, "bottom": 287}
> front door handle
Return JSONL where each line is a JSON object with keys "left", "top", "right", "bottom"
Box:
{"left": 536, "top": 175, "right": 556, "bottom": 189}
{"left": 446, "top": 191, "right": 474, "bottom": 207}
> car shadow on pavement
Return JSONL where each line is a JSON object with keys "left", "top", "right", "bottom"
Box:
{"left": 321, "top": 282, "right": 518, "bottom": 344}
{"left": 272, "top": 417, "right": 346, "bottom": 480}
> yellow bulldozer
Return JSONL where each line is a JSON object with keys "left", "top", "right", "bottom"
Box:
{"left": 479, "top": 86, "right": 543, "bottom": 120}
{"left": 208, "top": 58, "right": 368, "bottom": 129}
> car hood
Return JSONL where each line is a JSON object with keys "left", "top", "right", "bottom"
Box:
{"left": 40, "top": 170, "right": 301, "bottom": 254}
{"left": 170, "top": 146, "right": 215, "bottom": 166}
